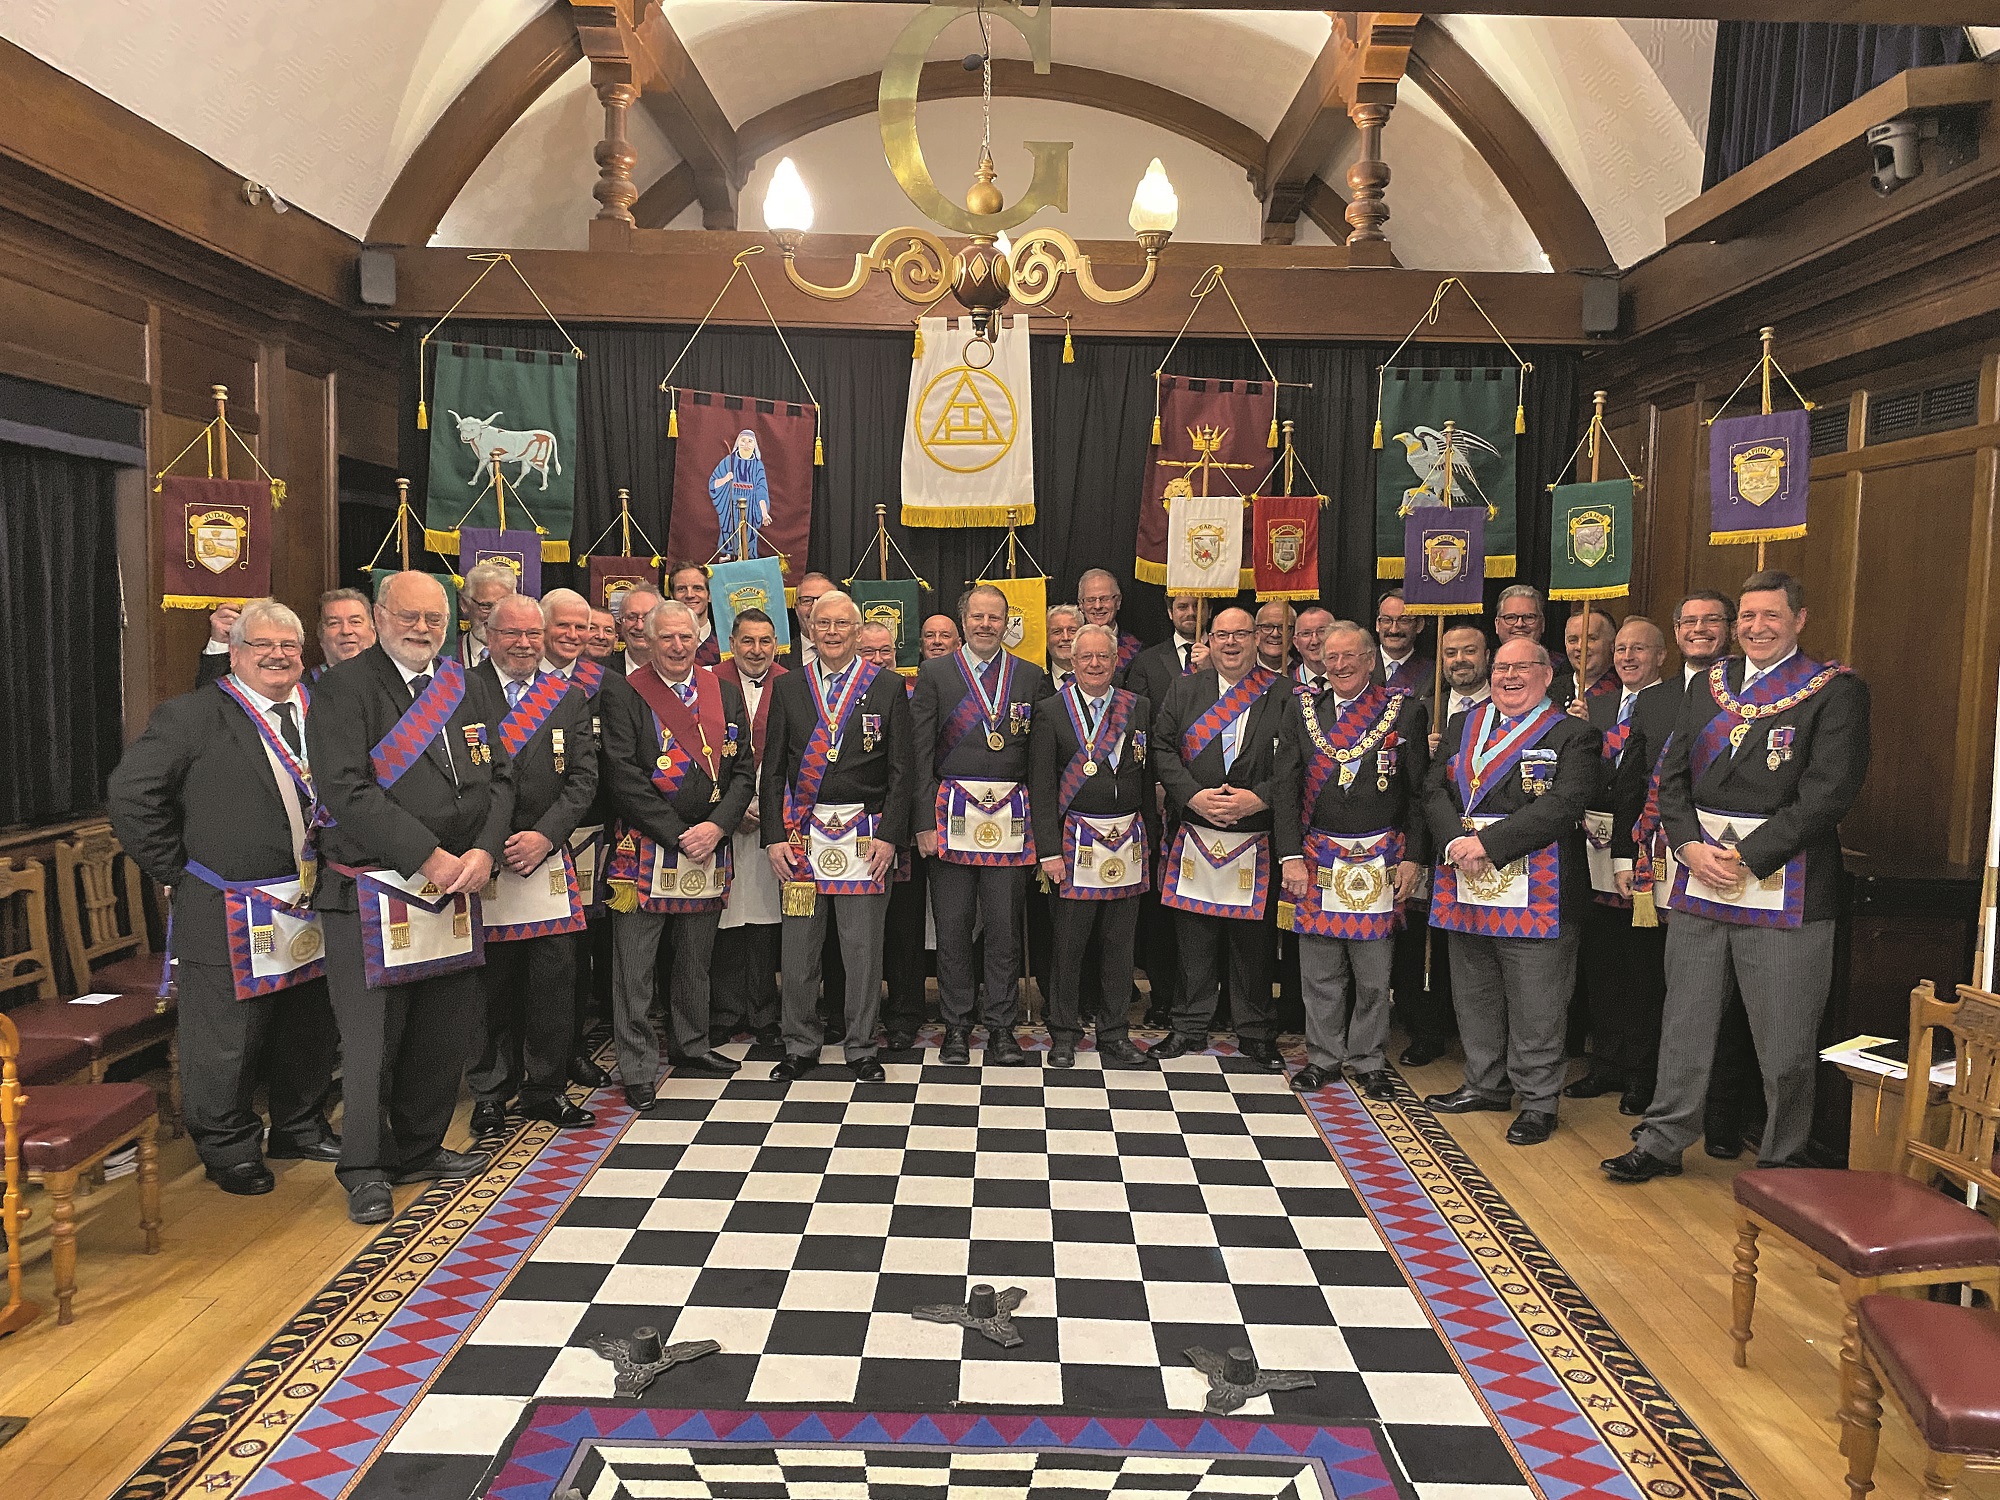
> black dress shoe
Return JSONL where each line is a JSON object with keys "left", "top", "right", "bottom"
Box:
{"left": 470, "top": 1100, "right": 509, "bottom": 1136}
{"left": 1424, "top": 1085, "right": 1510, "bottom": 1114}
{"left": 850, "top": 1058, "right": 886, "bottom": 1082}
{"left": 1618, "top": 1085, "right": 1653, "bottom": 1117}
{"left": 1149, "top": 1032, "right": 1202, "bottom": 1061}
{"left": 518, "top": 1098, "right": 596, "bottom": 1128}
{"left": 569, "top": 1053, "right": 611, "bottom": 1089}
{"left": 771, "top": 1054, "right": 819, "bottom": 1082}
{"left": 1096, "top": 1037, "right": 1159, "bottom": 1070}
{"left": 623, "top": 1083, "right": 657, "bottom": 1111}
{"left": 1290, "top": 1064, "right": 1332, "bottom": 1092}
{"left": 347, "top": 1181, "right": 393, "bottom": 1224}
{"left": 1562, "top": 1071, "right": 1622, "bottom": 1100}
{"left": 1400, "top": 1035, "right": 1451, "bottom": 1067}
{"left": 984, "top": 1029, "right": 1028, "bottom": 1066}
{"left": 675, "top": 1051, "right": 742, "bottom": 1077}
{"left": 1239, "top": 1038, "right": 1285, "bottom": 1071}
{"left": 1048, "top": 1039, "right": 1077, "bottom": 1069}
{"left": 1704, "top": 1135, "right": 1743, "bottom": 1160}
{"left": 206, "top": 1160, "right": 275, "bottom": 1196}
{"left": 1602, "top": 1146, "right": 1684, "bottom": 1183}
{"left": 754, "top": 1024, "right": 783, "bottom": 1048}
{"left": 1506, "top": 1110, "right": 1557, "bottom": 1145}
{"left": 939, "top": 1028, "right": 972, "bottom": 1066}
{"left": 266, "top": 1133, "right": 342, "bottom": 1163}
{"left": 1141, "top": 1004, "right": 1174, "bottom": 1031}
{"left": 1356, "top": 1069, "right": 1397, "bottom": 1101}
{"left": 885, "top": 1030, "right": 917, "bottom": 1053}
{"left": 393, "top": 1148, "right": 490, "bottom": 1183}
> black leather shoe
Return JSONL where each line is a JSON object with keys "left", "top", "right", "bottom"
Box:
{"left": 1562, "top": 1071, "right": 1622, "bottom": 1100}
{"left": 266, "top": 1132, "right": 342, "bottom": 1163}
{"left": 984, "top": 1029, "right": 1029, "bottom": 1066}
{"left": 347, "top": 1181, "right": 393, "bottom": 1224}
{"left": 885, "top": 1030, "right": 917, "bottom": 1053}
{"left": 1048, "top": 1039, "right": 1077, "bottom": 1069}
{"left": 940, "top": 1028, "right": 972, "bottom": 1066}
{"left": 1290, "top": 1064, "right": 1332, "bottom": 1092}
{"left": 1096, "top": 1037, "right": 1159, "bottom": 1070}
{"left": 518, "top": 1098, "right": 596, "bottom": 1129}
{"left": 675, "top": 1051, "right": 742, "bottom": 1077}
{"left": 1618, "top": 1085, "right": 1653, "bottom": 1117}
{"left": 1141, "top": 1004, "right": 1174, "bottom": 1031}
{"left": 1704, "top": 1134, "right": 1743, "bottom": 1160}
{"left": 470, "top": 1100, "right": 508, "bottom": 1135}
{"left": 569, "top": 1053, "right": 611, "bottom": 1089}
{"left": 1602, "top": 1146, "right": 1684, "bottom": 1183}
{"left": 1399, "top": 1035, "right": 1451, "bottom": 1067}
{"left": 393, "top": 1148, "right": 490, "bottom": 1183}
{"left": 207, "top": 1160, "right": 275, "bottom": 1196}
{"left": 1506, "top": 1110, "right": 1557, "bottom": 1145}
{"left": 850, "top": 1058, "right": 886, "bottom": 1083}
{"left": 623, "top": 1083, "right": 657, "bottom": 1111}
{"left": 754, "top": 1024, "right": 783, "bottom": 1048}
{"left": 771, "top": 1054, "right": 819, "bottom": 1083}
{"left": 1424, "top": 1085, "right": 1510, "bottom": 1114}
{"left": 1239, "top": 1038, "right": 1285, "bottom": 1071}
{"left": 1356, "top": 1069, "right": 1397, "bottom": 1101}
{"left": 1149, "top": 1032, "right": 1202, "bottom": 1061}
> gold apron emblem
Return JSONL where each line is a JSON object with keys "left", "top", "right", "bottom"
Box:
{"left": 289, "top": 926, "right": 323, "bottom": 963}
{"left": 679, "top": 869, "right": 709, "bottom": 896}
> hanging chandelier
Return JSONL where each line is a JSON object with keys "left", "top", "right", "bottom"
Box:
{"left": 761, "top": 0, "right": 1179, "bottom": 340}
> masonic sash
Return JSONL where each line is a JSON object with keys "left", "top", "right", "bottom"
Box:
{"left": 1382, "top": 658, "right": 1425, "bottom": 698}
{"left": 784, "top": 660, "right": 880, "bottom": 833}
{"left": 216, "top": 678, "right": 321, "bottom": 829}
{"left": 1060, "top": 812, "right": 1148, "bottom": 901}
{"left": 1056, "top": 685, "right": 1139, "bottom": 814}
{"left": 1294, "top": 829, "right": 1403, "bottom": 942}
{"left": 937, "top": 779, "right": 1035, "bottom": 866}
{"left": 1298, "top": 686, "right": 1404, "bottom": 810}
{"left": 181, "top": 861, "right": 325, "bottom": 1000}
{"left": 569, "top": 823, "right": 605, "bottom": 909}
{"left": 329, "top": 862, "right": 483, "bottom": 989}
{"left": 1450, "top": 700, "right": 1565, "bottom": 814}
{"left": 629, "top": 664, "right": 731, "bottom": 802}
{"left": 1161, "top": 825, "right": 1270, "bottom": 920}
{"left": 938, "top": 651, "right": 1022, "bottom": 767}
{"left": 496, "top": 671, "right": 569, "bottom": 758}
{"left": 570, "top": 657, "right": 605, "bottom": 696}
{"left": 1666, "top": 807, "right": 1805, "bottom": 929}
{"left": 1692, "top": 655, "right": 1852, "bottom": 780}
{"left": 1631, "top": 734, "right": 1673, "bottom": 899}
{"left": 1181, "top": 666, "right": 1277, "bottom": 764}
{"left": 1117, "top": 632, "right": 1143, "bottom": 672}
{"left": 482, "top": 847, "right": 586, "bottom": 940}
{"left": 370, "top": 658, "right": 467, "bottom": 789}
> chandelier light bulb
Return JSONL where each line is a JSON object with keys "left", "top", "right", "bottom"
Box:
{"left": 764, "top": 158, "right": 814, "bottom": 233}
{"left": 1129, "top": 158, "right": 1179, "bottom": 234}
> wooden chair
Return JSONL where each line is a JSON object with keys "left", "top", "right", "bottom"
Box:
{"left": 1844, "top": 1294, "right": 2000, "bottom": 1499}
{"left": 0, "top": 856, "right": 59, "bottom": 1008}
{"left": 1730, "top": 980, "right": 2000, "bottom": 1438}
{"left": 1, "top": 1010, "right": 161, "bottom": 1330}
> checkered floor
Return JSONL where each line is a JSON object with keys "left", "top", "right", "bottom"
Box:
{"left": 388, "top": 1045, "right": 1531, "bottom": 1498}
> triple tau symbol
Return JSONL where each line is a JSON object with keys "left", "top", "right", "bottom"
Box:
{"left": 917, "top": 367, "right": 1017, "bottom": 474}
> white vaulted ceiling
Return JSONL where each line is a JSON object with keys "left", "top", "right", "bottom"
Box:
{"left": 0, "top": 1, "right": 1715, "bottom": 270}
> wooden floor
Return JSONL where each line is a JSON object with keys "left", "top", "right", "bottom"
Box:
{"left": 2, "top": 1047, "right": 1993, "bottom": 1500}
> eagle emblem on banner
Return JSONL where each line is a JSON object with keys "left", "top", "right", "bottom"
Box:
{"left": 1730, "top": 438, "right": 1788, "bottom": 507}
{"left": 1267, "top": 522, "right": 1304, "bottom": 574}
{"left": 1422, "top": 529, "right": 1469, "bottom": 585}
{"left": 1567, "top": 508, "right": 1613, "bottom": 568}
{"left": 1187, "top": 522, "right": 1227, "bottom": 572}
{"left": 188, "top": 507, "right": 249, "bottom": 575}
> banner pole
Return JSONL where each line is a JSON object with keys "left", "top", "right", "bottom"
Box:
{"left": 213, "top": 386, "right": 230, "bottom": 480}
{"left": 618, "top": 488, "right": 632, "bottom": 556}
{"left": 1277, "top": 420, "right": 1296, "bottom": 664}
{"left": 1757, "top": 326, "right": 1775, "bottom": 571}
{"left": 1006, "top": 508, "right": 1019, "bottom": 580}
{"left": 1434, "top": 647, "right": 1444, "bottom": 737}
{"left": 1581, "top": 389, "right": 1607, "bottom": 691}
{"left": 492, "top": 454, "right": 506, "bottom": 534}
{"left": 876, "top": 504, "right": 890, "bottom": 582}
{"left": 395, "top": 479, "right": 411, "bottom": 570}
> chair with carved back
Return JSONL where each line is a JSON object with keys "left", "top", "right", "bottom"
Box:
{"left": 1730, "top": 981, "right": 2000, "bottom": 1446}
{"left": 0, "top": 856, "right": 59, "bottom": 1009}
{"left": 1, "top": 1009, "right": 162, "bottom": 1330}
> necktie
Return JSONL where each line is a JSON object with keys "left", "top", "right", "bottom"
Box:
{"left": 409, "top": 672, "right": 431, "bottom": 702}
{"left": 674, "top": 680, "right": 695, "bottom": 708}
{"left": 1180, "top": 643, "right": 1192, "bottom": 673}
{"left": 1310, "top": 675, "right": 1326, "bottom": 697}
{"left": 1083, "top": 696, "right": 1100, "bottom": 736}
{"left": 1617, "top": 692, "right": 1635, "bottom": 727}
{"left": 272, "top": 701, "right": 304, "bottom": 758}
{"left": 505, "top": 678, "right": 526, "bottom": 710}
{"left": 978, "top": 655, "right": 1000, "bottom": 691}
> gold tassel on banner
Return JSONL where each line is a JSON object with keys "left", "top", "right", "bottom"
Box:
{"left": 1268, "top": 416, "right": 1280, "bottom": 449}
{"left": 605, "top": 879, "right": 639, "bottom": 914}
{"left": 417, "top": 401, "right": 428, "bottom": 431}
{"left": 667, "top": 389, "right": 679, "bottom": 439}
{"left": 1151, "top": 414, "right": 1163, "bottom": 446}
{"left": 782, "top": 880, "right": 818, "bottom": 917}
{"left": 1372, "top": 417, "right": 1384, "bottom": 449}
{"left": 814, "top": 432, "right": 825, "bottom": 466}
{"left": 1516, "top": 401, "right": 1528, "bottom": 435}
{"left": 1061, "top": 314, "right": 1075, "bottom": 364}
{"left": 1631, "top": 888, "right": 1660, "bottom": 928}
{"left": 912, "top": 321, "right": 924, "bottom": 360}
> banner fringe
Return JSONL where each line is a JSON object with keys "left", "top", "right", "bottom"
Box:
{"left": 1709, "top": 524, "right": 1806, "bottom": 546}
{"left": 1256, "top": 589, "right": 1319, "bottom": 602}
{"left": 1547, "top": 584, "right": 1631, "bottom": 601}
{"left": 161, "top": 593, "right": 247, "bottom": 611}
{"left": 1487, "top": 555, "right": 1518, "bottom": 578}
{"left": 902, "top": 504, "right": 1034, "bottom": 528}
{"left": 541, "top": 539, "right": 570, "bottom": 563}
{"left": 425, "top": 527, "right": 460, "bottom": 553}
{"left": 1134, "top": 557, "right": 1168, "bottom": 586}
{"left": 1403, "top": 602, "right": 1485, "bottom": 617}
{"left": 1378, "top": 558, "right": 1407, "bottom": 579}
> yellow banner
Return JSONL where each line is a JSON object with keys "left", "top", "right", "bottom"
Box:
{"left": 979, "top": 575, "right": 1047, "bottom": 669}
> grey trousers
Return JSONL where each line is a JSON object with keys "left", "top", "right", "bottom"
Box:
{"left": 931, "top": 861, "right": 1026, "bottom": 1031}
{"left": 1298, "top": 933, "right": 1395, "bottom": 1073}
{"left": 1638, "top": 913, "right": 1834, "bottom": 1167}
{"left": 612, "top": 907, "right": 719, "bottom": 1085}
{"left": 1446, "top": 927, "right": 1579, "bottom": 1112}
{"left": 781, "top": 890, "right": 888, "bottom": 1062}
{"left": 176, "top": 959, "right": 336, "bottom": 1169}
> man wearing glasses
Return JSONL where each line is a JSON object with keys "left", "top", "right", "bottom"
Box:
{"left": 1076, "top": 567, "right": 1146, "bottom": 674}
{"left": 458, "top": 560, "right": 519, "bottom": 667}
{"left": 1494, "top": 584, "right": 1574, "bottom": 705}
{"left": 1372, "top": 590, "right": 1432, "bottom": 699}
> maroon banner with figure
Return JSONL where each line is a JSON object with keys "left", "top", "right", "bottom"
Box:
{"left": 160, "top": 475, "right": 272, "bottom": 611}
{"left": 668, "top": 390, "right": 815, "bottom": 588}
{"left": 1136, "top": 376, "right": 1274, "bottom": 592}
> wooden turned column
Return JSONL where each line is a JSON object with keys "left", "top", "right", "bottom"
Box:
{"left": 593, "top": 79, "right": 639, "bottom": 225}
{"left": 1345, "top": 100, "right": 1393, "bottom": 245}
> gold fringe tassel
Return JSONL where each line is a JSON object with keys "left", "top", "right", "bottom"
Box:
{"left": 541, "top": 539, "right": 571, "bottom": 563}
{"left": 1547, "top": 585, "right": 1631, "bottom": 602}
{"left": 161, "top": 593, "right": 248, "bottom": 611}
{"left": 1378, "top": 557, "right": 1406, "bottom": 580}
{"left": 815, "top": 433, "right": 824, "bottom": 466}
{"left": 913, "top": 323, "right": 924, "bottom": 360}
{"left": 1631, "top": 888, "right": 1659, "bottom": 928}
{"left": 1151, "top": 414, "right": 1162, "bottom": 446}
{"left": 1486, "top": 555, "right": 1518, "bottom": 578}
{"left": 1709, "top": 524, "right": 1807, "bottom": 546}
{"left": 1062, "top": 327, "right": 1074, "bottom": 363}
{"left": 781, "top": 880, "right": 818, "bottom": 917}
{"left": 1133, "top": 557, "right": 1169, "bottom": 587}
{"left": 1372, "top": 417, "right": 1384, "bottom": 449}
{"left": 1275, "top": 900, "right": 1295, "bottom": 933}
{"left": 270, "top": 479, "right": 287, "bottom": 506}
{"left": 1516, "top": 402, "right": 1527, "bottom": 435}
{"left": 667, "top": 390, "right": 679, "bottom": 439}
{"left": 901, "top": 503, "right": 1035, "bottom": 528}
{"left": 605, "top": 879, "right": 639, "bottom": 914}
{"left": 417, "top": 400, "right": 428, "bottom": 431}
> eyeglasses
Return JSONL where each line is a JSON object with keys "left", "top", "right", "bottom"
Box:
{"left": 489, "top": 627, "right": 540, "bottom": 642}
{"left": 243, "top": 639, "right": 302, "bottom": 655}
{"left": 1210, "top": 628, "right": 1254, "bottom": 643}
{"left": 1374, "top": 614, "right": 1405, "bottom": 626}
{"left": 1677, "top": 613, "right": 1729, "bottom": 629}
{"left": 1496, "top": 612, "right": 1541, "bottom": 626}
{"left": 388, "top": 610, "right": 449, "bottom": 630}
{"left": 1491, "top": 663, "right": 1541, "bottom": 677}
{"left": 1255, "top": 623, "right": 1287, "bottom": 635}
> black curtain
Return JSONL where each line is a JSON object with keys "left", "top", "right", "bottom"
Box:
{"left": 401, "top": 322, "right": 1581, "bottom": 644}
{"left": 0, "top": 441, "right": 124, "bottom": 827}
{"left": 1704, "top": 23, "right": 1975, "bottom": 188}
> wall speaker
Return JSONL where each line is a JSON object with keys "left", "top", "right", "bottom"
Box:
{"left": 358, "top": 248, "right": 397, "bottom": 308}
{"left": 1581, "top": 277, "right": 1620, "bottom": 337}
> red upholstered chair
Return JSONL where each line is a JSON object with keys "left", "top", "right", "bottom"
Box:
{"left": 1730, "top": 981, "right": 2000, "bottom": 1437}
{"left": 1, "top": 1010, "right": 162, "bottom": 1331}
{"left": 1843, "top": 1295, "right": 2000, "bottom": 1499}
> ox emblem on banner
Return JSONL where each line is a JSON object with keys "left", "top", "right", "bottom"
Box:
{"left": 188, "top": 507, "right": 249, "bottom": 575}
{"left": 449, "top": 410, "right": 562, "bottom": 491}
{"left": 1422, "top": 528, "right": 1469, "bottom": 586}
{"left": 1729, "top": 437, "right": 1789, "bottom": 507}
{"left": 1187, "top": 521, "right": 1227, "bottom": 573}
{"left": 727, "top": 581, "right": 771, "bottom": 617}
{"left": 916, "top": 367, "right": 1018, "bottom": 474}
{"left": 862, "top": 600, "right": 905, "bottom": 648}
{"left": 1267, "top": 521, "right": 1304, "bottom": 574}
{"left": 1568, "top": 508, "right": 1613, "bottom": 568}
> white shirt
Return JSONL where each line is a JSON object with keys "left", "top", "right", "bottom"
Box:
{"left": 1382, "top": 650, "right": 1414, "bottom": 675}
{"left": 959, "top": 643, "right": 1004, "bottom": 677}
{"left": 389, "top": 655, "right": 457, "bottom": 778}
{"left": 498, "top": 667, "right": 537, "bottom": 709}
{"left": 1448, "top": 685, "right": 1491, "bottom": 717}
{"left": 1171, "top": 633, "right": 1198, "bottom": 670}
{"left": 1683, "top": 662, "right": 1704, "bottom": 687}
{"left": 540, "top": 656, "right": 577, "bottom": 680}
{"left": 623, "top": 649, "right": 648, "bottom": 675}
{"left": 229, "top": 674, "right": 310, "bottom": 857}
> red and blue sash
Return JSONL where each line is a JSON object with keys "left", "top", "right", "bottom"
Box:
{"left": 1181, "top": 667, "right": 1277, "bottom": 764}
{"left": 370, "top": 658, "right": 466, "bottom": 789}
{"left": 629, "top": 666, "right": 727, "bottom": 801}
{"left": 1691, "top": 655, "right": 1852, "bottom": 781}
{"left": 1298, "top": 686, "right": 1402, "bottom": 819}
{"left": 1600, "top": 720, "right": 1632, "bottom": 764}
{"left": 1382, "top": 657, "right": 1424, "bottom": 698}
{"left": 1118, "top": 631, "right": 1143, "bottom": 671}
{"left": 1630, "top": 733, "right": 1673, "bottom": 897}
{"left": 497, "top": 672, "right": 569, "bottom": 758}
{"left": 216, "top": 677, "right": 324, "bottom": 830}
{"left": 1579, "top": 669, "right": 1618, "bottom": 703}
{"left": 937, "top": 651, "right": 1016, "bottom": 768}
{"left": 785, "top": 658, "right": 880, "bottom": 833}
{"left": 1294, "top": 828, "right": 1404, "bottom": 941}
{"left": 570, "top": 657, "right": 605, "bottom": 696}
{"left": 1057, "top": 685, "right": 1136, "bottom": 815}
{"left": 1450, "top": 700, "right": 1564, "bottom": 815}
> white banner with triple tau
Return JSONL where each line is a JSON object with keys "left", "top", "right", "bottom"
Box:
{"left": 903, "top": 314, "right": 1035, "bottom": 527}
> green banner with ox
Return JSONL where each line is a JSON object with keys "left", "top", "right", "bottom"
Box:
{"left": 425, "top": 343, "right": 579, "bottom": 561}
{"left": 1548, "top": 478, "right": 1634, "bottom": 602}
{"left": 1375, "top": 366, "right": 1519, "bottom": 580}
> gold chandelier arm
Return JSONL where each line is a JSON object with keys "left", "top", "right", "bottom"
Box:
{"left": 1009, "top": 227, "right": 1166, "bottom": 308}
{"left": 776, "top": 226, "right": 955, "bottom": 305}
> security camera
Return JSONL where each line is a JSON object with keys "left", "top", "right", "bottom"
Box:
{"left": 1867, "top": 121, "right": 1922, "bottom": 195}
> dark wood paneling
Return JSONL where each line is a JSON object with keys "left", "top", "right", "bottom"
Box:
{"left": 278, "top": 363, "right": 335, "bottom": 608}
{"left": 158, "top": 311, "right": 260, "bottom": 427}
{"left": 337, "top": 367, "right": 400, "bottom": 468}
{"left": 0, "top": 245, "right": 150, "bottom": 407}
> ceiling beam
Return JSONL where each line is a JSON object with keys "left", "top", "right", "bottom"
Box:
{"left": 724, "top": 0, "right": 1991, "bottom": 21}
{"left": 625, "top": 0, "right": 741, "bottom": 229}
{"left": 1406, "top": 17, "right": 1612, "bottom": 271}
{"left": 366, "top": 2, "right": 582, "bottom": 246}
{"left": 633, "top": 161, "right": 698, "bottom": 229}
{"left": 1259, "top": 14, "right": 1417, "bottom": 245}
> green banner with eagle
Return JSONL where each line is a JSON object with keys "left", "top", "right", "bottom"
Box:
{"left": 1375, "top": 367, "right": 1518, "bottom": 579}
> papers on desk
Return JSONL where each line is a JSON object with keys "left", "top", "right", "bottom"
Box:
{"left": 69, "top": 992, "right": 123, "bottom": 1006}
{"left": 1822, "top": 1034, "right": 1957, "bottom": 1087}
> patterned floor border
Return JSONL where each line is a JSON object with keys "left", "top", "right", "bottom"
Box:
{"left": 110, "top": 1034, "right": 1754, "bottom": 1500}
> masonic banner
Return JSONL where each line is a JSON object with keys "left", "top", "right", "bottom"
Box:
{"left": 425, "top": 344, "right": 577, "bottom": 561}
{"left": 1375, "top": 367, "right": 1518, "bottom": 579}
{"left": 707, "top": 556, "right": 792, "bottom": 657}
{"left": 1251, "top": 494, "right": 1321, "bottom": 600}
{"left": 1402, "top": 507, "right": 1486, "bottom": 616}
{"left": 669, "top": 390, "right": 817, "bottom": 586}
{"left": 1548, "top": 479, "right": 1633, "bottom": 601}
{"left": 903, "top": 315, "right": 1035, "bottom": 527}
{"left": 1165, "top": 492, "right": 1246, "bottom": 599}
{"left": 1137, "top": 375, "right": 1272, "bottom": 589}
{"left": 847, "top": 579, "right": 924, "bottom": 674}
{"left": 587, "top": 556, "right": 661, "bottom": 618}
{"left": 159, "top": 476, "right": 272, "bottom": 611}
{"left": 1708, "top": 409, "right": 1810, "bottom": 546}
{"left": 456, "top": 527, "right": 543, "bottom": 598}
{"left": 981, "top": 575, "right": 1049, "bottom": 669}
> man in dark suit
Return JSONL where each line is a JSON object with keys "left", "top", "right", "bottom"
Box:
{"left": 1372, "top": 590, "right": 1433, "bottom": 699}
{"left": 712, "top": 608, "right": 786, "bottom": 1048}
{"left": 1151, "top": 605, "right": 1288, "bottom": 1068}
{"left": 1561, "top": 605, "right": 1619, "bottom": 712}
{"left": 913, "top": 583, "right": 1048, "bottom": 1065}
{"left": 110, "top": 599, "right": 338, "bottom": 1197}
{"left": 464, "top": 594, "right": 599, "bottom": 1135}
{"left": 669, "top": 560, "right": 724, "bottom": 668}
{"left": 310, "top": 571, "right": 515, "bottom": 1224}
{"left": 762, "top": 591, "right": 915, "bottom": 1082}
{"left": 1076, "top": 568, "right": 1146, "bottom": 676}
{"left": 1275, "top": 620, "right": 1431, "bottom": 1098}
{"left": 1030, "top": 623, "right": 1156, "bottom": 1070}
{"left": 199, "top": 588, "right": 376, "bottom": 688}
{"left": 1025, "top": 604, "right": 1086, "bottom": 1013}
{"left": 600, "top": 600, "right": 756, "bottom": 1105}
{"left": 1495, "top": 584, "right": 1575, "bottom": 706}
{"left": 457, "top": 560, "right": 517, "bottom": 668}
{"left": 1607, "top": 571, "right": 1871, "bottom": 1180}
{"left": 1421, "top": 637, "right": 1600, "bottom": 1146}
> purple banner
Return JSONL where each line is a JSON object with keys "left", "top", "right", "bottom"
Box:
{"left": 458, "top": 527, "right": 543, "bottom": 598}
{"left": 1402, "top": 508, "right": 1485, "bottom": 615}
{"left": 1708, "top": 408, "right": 1810, "bottom": 546}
